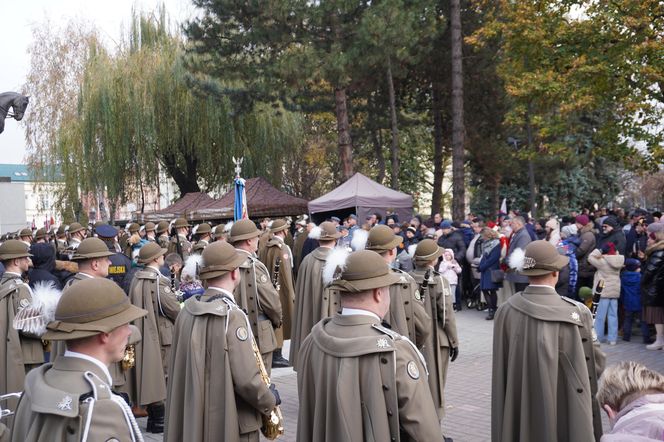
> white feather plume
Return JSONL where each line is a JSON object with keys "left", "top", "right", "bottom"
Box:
{"left": 350, "top": 229, "right": 369, "bottom": 251}
{"left": 322, "top": 246, "right": 350, "bottom": 285}
{"left": 191, "top": 224, "right": 199, "bottom": 235}
{"left": 224, "top": 221, "right": 234, "bottom": 232}
{"left": 407, "top": 244, "right": 418, "bottom": 258}
{"left": 182, "top": 253, "right": 204, "bottom": 282}
{"left": 13, "top": 281, "right": 62, "bottom": 336}
{"left": 308, "top": 225, "right": 322, "bottom": 240}
{"left": 508, "top": 247, "right": 526, "bottom": 272}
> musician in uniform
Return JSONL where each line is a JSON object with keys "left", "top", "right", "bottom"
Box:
{"left": 289, "top": 221, "right": 340, "bottom": 370}
{"left": 492, "top": 240, "right": 605, "bottom": 442}
{"left": 165, "top": 241, "right": 281, "bottom": 442}
{"left": 168, "top": 218, "right": 192, "bottom": 260}
{"left": 261, "top": 219, "right": 294, "bottom": 368}
{"left": 64, "top": 222, "right": 86, "bottom": 258}
{"left": 11, "top": 278, "right": 147, "bottom": 442}
{"left": 156, "top": 221, "right": 170, "bottom": 249}
{"left": 366, "top": 225, "right": 431, "bottom": 348}
{"left": 409, "top": 239, "right": 458, "bottom": 436}
{"left": 296, "top": 250, "right": 443, "bottom": 441}
{"left": 230, "top": 220, "right": 282, "bottom": 375}
{"left": 128, "top": 242, "right": 180, "bottom": 433}
{"left": 0, "top": 240, "right": 43, "bottom": 427}
{"left": 192, "top": 223, "right": 212, "bottom": 250}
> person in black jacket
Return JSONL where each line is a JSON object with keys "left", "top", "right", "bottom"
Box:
{"left": 643, "top": 227, "right": 664, "bottom": 350}
{"left": 28, "top": 242, "right": 63, "bottom": 290}
{"left": 597, "top": 216, "right": 626, "bottom": 256}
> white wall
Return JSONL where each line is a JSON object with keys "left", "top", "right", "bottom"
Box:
{"left": 0, "top": 182, "right": 28, "bottom": 233}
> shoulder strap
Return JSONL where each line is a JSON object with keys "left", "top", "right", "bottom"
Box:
{"left": 372, "top": 323, "right": 428, "bottom": 375}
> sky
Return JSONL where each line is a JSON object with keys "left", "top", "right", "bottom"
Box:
{"left": 0, "top": 0, "right": 196, "bottom": 164}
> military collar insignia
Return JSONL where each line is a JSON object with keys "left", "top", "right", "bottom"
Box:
{"left": 399, "top": 276, "right": 407, "bottom": 283}
{"left": 376, "top": 338, "right": 390, "bottom": 349}
{"left": 236, "top": 326, "right": 248, "bottom": 341}
{"left": 407, "top": 361, "right": 420, "bottom": 379}
{"left": 259, "top": 274, "right": 269, "bottom": 284}
{"left": 57, "top": 395, "right": 73, "bottom": 411}
{"left": 570, "top": 311, "right": 580, "bottom": 322}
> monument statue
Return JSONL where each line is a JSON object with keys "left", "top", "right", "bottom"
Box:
{"left": 0, "top": 92, "right": 30, "bottom": 134}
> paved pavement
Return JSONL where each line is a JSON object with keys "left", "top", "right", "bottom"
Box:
{"left": 141, "top": 307, "right": 664, "bottom": 441}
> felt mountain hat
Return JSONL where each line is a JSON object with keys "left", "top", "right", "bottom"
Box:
{"left": 328, "top": 250, "right": 401, "bottom": 294}
{"left": 319, "top": 221, "right": 342, "bottom": 240}
{"left": 34, "top": 228, "right": 47, "bottom": 240}
{"left": 213, "top": 224, "right": 225, "bottom": 237}
{"left": 93, "top": 221, "right": 105, "bottom": 230}
{"left": 19, "top": 228, "right": 33, "bottom": 238}
{"left": 269, "top": 219, "right": 289, "bottom": 233}
{"left": 517, "top": 240, "right": 569, "bottom": 276}
{"left": 366, "top": 225, "right": 403, "bottom": 252}
{"left": 414, "top": 239, "right": 443, "bottom": 263}
{"left": 199, "top": 241, "right": 246, "bottom": 280}
{"left": 127, "top": 223, "right": 140, "bottom": 234}
{"left": 137, "top": 242, "right": 167, "bottom": 264}
{"left": 195, "top": 223, "right": 212, "bottom": 235}
{"left": 71, "top": 238, "right": 115, "bottom": 261}
{"left": 57, "top": 225, "right": 67, "bottom": 236}
{"left": 174, "top": 218, "right": 190, "bottom": 229}
{"left": 0, "top": 240, "right": 33, "bottom": 260}
{"left": 229, "top": 219, "right": 261, "bottom": 243}
{"left": 95, "top": 224, "right": 118, "bottom": 240}
{"left": 144, "top": 222, "right": 156, "bottom": 232}
{"left": 44, "top": 278, "right": 147, "bottom": 341}
{"left": 68, "top": 222, "right": 85, "bottom": 235}
{"left": 156, "top": 221, "right": 169, "bottom": 235}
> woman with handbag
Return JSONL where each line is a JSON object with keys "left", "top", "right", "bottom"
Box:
{"left": 642, "top": 227, "right": 664, "bottom": 350}
{"left": 478, "top": 228, "right": 502, "bottom": 320}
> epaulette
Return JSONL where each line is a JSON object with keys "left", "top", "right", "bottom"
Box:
{"left": 135, "top": 270, "right": 158, "bottom": 281}
{"left": 392, "top": 268, "right": 414, "bottom": 284}
{"left": 372, "top": 323, "right": 401, "bottom": 340}
{"left": 372, "top": 323, "right": 428, "bottom": 375}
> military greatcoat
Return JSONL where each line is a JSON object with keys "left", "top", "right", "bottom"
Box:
{"left": 409, "top": 266, "right": 458, "bottom": 418}
{"left": 297, "top": 314, "right": 443, "bottom": 442}
{"left": 11, "top": 357, "right": 142, "bottom": 442}
{"left": 492, "top": 285, "right": 605, "bottom": 442}
{"left": 234, "top": 249, "right": 282, "bottom": 373}
{"left": 165, "top": 288, "right": 277, "bottom": 442}
{"left": 262, "top": 236, "right": 295, "bottom": 345}
{"left": 386, "top": 268, "right": 431, "bottom": 348}
{"left": 129, "top": 266, "right": 179, "bottom": 405}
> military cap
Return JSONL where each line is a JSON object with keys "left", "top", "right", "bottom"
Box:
{"left": 269, "top": 219, "right": 289, "bottom": 233}
{"left": 327, "top": 250, "right": 400, "bottom": 294}
{"left": 0, "top": 240, "right": 33, "bottom": 260}
{"left": 229, "top": 219, "right": 260, "bottom": 243}
{"left": 173, "top": 218, "right": 190, "bottom": 229}
{"left": 156, "top": 221, "right": 169, "bottom": 235}
{"left": 366, "top": 225, "right": 403, "bottom": 252}
{"left": 414, "top": 239, "right": 443, "bottom": 263}
{"left": 72, "top": 238, "right": 115, "bottom": 261}
{"left": 194, "top": 223, "right": 212, "bottom": 235}
{"left": 19, "top": 228, "right": 33, "bottom": 238}
{"left": 127, "top": 223, "right": 140, "bottom": 234}
{"left": 137, "top": 242, "right": 167, "bottom": 264}
{"left": 93, "top": 221, "right": 105, "bottom": 229}
{"left": 44, "top": 278, "right": 147, "bottom": 341}
{"left": 199, "top": 241, "right": 246, "bottom": 280}
{"left": 96, "top": 224, "right": 118, "bottom": 239}
{"left": 213, "top": 224, "right": 226, "bottom": 237}
{"left": 34, "top": 228, "right": 47, "bottom": 240}
{"left": 318, "top": 221, "right": 342, "bottom": 240}
{"left": 517, "top": 240, "right": 569, "bottom": 276}
{"left": 57, "top": 225, "right": 67, "bottom": 235}
{"left": 68, "top": 222, "right": 85, "bottom": 234}
{"left": 144, "top": 222, "right": 156, "bottom": 232}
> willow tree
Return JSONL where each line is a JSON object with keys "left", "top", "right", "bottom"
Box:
{"left": 48, "top": 9, "right": 303, "bottom": 215}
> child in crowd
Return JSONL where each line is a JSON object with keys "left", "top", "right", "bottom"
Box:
{"left": 620, "top": 258, "right": 650, "bottom": 343}
{"left": 439, "top": 248, "right": 462, "bottom": 301}
{"left": 588, "top": 242, "right": 625, "bottom": 345}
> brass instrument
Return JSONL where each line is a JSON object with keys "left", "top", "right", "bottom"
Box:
{"left": 272, "top": 257, "right": 281, "bottom": 291}
{"left": 0, "top": 393, "right": 21, "bottom": 419}
{"left": 121, "top": 344, "right": 136, "bottom": 371}
{"left": 250, "top": 333, "right": 284, "bottom": 439}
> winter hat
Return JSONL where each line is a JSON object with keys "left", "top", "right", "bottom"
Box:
{"left": 561, "top": 224, "right": 578, "bottom": 239}
{"left": 647, "top": 222, "right": 664, "bottom": 234}
{"left": 602, "top": 216, "right": 619, "bottom": 229}
{"left": 578, "top": 286, "right": 593, "bottom": 300}
{"left": 574, "top": 215, "right": 589, "bottom": 226}
{"left": 624, "top": 258, "right": 641, "bottom": 272}
{"left": 440, "top": 220, "right": 452, "bottom": 230}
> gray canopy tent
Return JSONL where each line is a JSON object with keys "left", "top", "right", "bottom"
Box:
{"left": 308, "top": 173, "right": 413, "bottom": 223}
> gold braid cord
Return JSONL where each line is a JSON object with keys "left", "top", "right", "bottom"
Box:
{"left": 250, "top": 336, "right": 284, "bottom": 439}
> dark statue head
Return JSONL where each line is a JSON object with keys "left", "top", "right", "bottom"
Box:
{"left": 12, "top": 95, "right": 29, "bottom": 121}
{"left": 0, "top": 92, "right": 30, "bottom": 134}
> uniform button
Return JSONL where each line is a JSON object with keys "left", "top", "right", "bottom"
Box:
{"left": 585, "top": 356, "right": 590, "bottom": 361}
{"left": 577, "top": 388, "right": 583, "bottom": 393}
{"left": 382, "top": 385, "right": 389, "bottom": 391}
{"left": 582, "top": 338, "right": 588, "bottom": 342}
{"left": 405, "top": 301, "right": 409, "bottom": 305}
{"left": 381, "top": 357, "right": 388, "bottom": 364}
{"left": 387, "top": 409, "right": 393, "bottom": 416}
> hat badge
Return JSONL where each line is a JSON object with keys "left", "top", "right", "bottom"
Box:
{"left": 523, "top": 256, "right": 537, "bottom": 270}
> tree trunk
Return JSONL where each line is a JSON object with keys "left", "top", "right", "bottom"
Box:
{"left": 334, "top": 87, "right": 354, "bottom": 180}
{"left": 450, "top": 0, "right": 465, "bottom": 220}
{"left": 372, "top": 129, "right": 386, "bottom": 184}
{"left": 525, "top": 102, "right": 537, "bottom": 218}
{"left": 387, "top": 58, "right": 399, "bottom": 190}
{"left": 431, "top": 82, "right": 445, "bottom": 218}
{"left": 162, "top": 151, "right": 201, "bottom": 195}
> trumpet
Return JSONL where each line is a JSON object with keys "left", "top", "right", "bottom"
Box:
{"left": 121, "top": 344, "right": 136, "bottom": 371}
